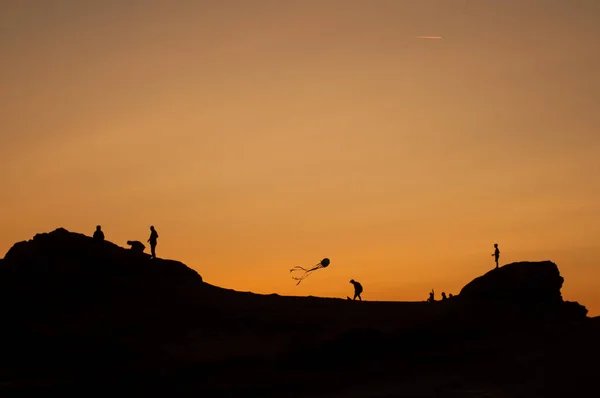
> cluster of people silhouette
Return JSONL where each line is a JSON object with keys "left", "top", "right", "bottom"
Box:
{"left": 93, "top": 225, "right": 160, "bottom": 259}
{"left": 93, "top": 226, "right": 364, "bottom": 301}
{"left": 92, "top": 225, "right": 500, "bottom": 302}
{"left": 347, "top": 243, "right": 501, "bottom": 302}
{"left": 427, "top": 243, "right": 501, "bottom": 302}
{"left": 348, "top": 243, "right": 501, "bottom": 302}
{"left": 427, "top": 290, "right": 454, "bottom": 303}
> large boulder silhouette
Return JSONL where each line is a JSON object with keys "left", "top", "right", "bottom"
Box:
{"left": 0, "top": 228, "right": 203, "bottom": 311}
{"left": 459, "top": 261, "right": 564, "bottom": 303}
{"left": 457, "top": 261, "right": 587, "bottom": 318}
{"left": 0, "top": 228, "right": 206, "bottom": 372}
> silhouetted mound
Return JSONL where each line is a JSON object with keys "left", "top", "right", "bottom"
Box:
{"left": 460, "top": 261, "right": 563, "bottom": 303}
{"left": 0, "top": 228, "right": 208, "bottom": 378}
{"left": 458, "top": 261, "right": 587, "bottom": 318}
{"left": 0, "top": 228, "right": 203, "bottom": 311}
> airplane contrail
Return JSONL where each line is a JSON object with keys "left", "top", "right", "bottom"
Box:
{"left": 415, "top": 36, "right": 443, "bottom": 39}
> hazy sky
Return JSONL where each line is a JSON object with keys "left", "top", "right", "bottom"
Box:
{"left": 2, "top": 1, "right": 599, "bottom": 314}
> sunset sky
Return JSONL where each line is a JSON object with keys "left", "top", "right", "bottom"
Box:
{"left": 1, "top": 1, "right": 599, "bottom": 314}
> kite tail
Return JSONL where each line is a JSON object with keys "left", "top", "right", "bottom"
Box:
{"left": 290, "top": 262, "right": 324, "bottom": 286}
{"left": 290, "top": 266, "right": 307, "bottom": 285}
{"left": 290, "top": 265, "right": 310, "bottom": 273}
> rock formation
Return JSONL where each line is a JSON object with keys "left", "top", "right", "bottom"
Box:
{"left": 457, "top": 260, "right": 587, "bottom": 318}
{"left": 0, "top": 228, "right": 203, "bottom": 311}
{"left": 459, "top": 261, "right": 564, "bottom": 303}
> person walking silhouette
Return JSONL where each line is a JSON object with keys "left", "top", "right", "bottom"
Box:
{"left": 349, "top": 279, "right": 363, "bottom": 301}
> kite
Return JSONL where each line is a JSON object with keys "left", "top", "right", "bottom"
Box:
{"left": 290, "top": 258, "right": 330, "bottom": 285}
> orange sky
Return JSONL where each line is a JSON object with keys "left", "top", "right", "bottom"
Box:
{"left": 1, "top": 1, "right": 599, "bottom": 315}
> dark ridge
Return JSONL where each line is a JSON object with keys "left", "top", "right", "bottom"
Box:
{"left": 0, "top": 228, "right": 596, "bottom": 396}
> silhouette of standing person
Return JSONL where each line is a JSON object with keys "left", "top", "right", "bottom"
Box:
{"left": 349, "top": 279, "right": 363, "bottom": 301}
{"left": 93, "top": 225, "right": 105, "bottom": 241}
{"left": 148, "top": 226, "right": 159, "bottom": 259}
{"left": 492, "top": 243, "right": 500, "bottom": 268}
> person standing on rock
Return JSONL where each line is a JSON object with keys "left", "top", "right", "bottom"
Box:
{"left": 148, "top": 226, "right": 159, "bottom": 259}
{"left": 492, "top": 243, "right": 500, "bottom": 268}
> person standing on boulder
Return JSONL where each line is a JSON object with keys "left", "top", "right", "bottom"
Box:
{"left": 492, "top": 243, "right": 500, "bottom": 268}
{"left": 148, "top": 226, "right": 159, "bottom": 259}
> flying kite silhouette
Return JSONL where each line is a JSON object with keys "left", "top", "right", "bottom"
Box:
{"left": 290, "top": 258, "right": 330, "bottom": 285}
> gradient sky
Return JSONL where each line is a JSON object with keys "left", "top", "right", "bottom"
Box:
{"left": 1, "top": 1, "right": 599, "bottom": 314}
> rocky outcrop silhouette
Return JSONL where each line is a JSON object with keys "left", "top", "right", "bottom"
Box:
{"left": 0, "top": 228, "right": 204, "bottom": 333}
{"left": 457, "top": 260, "right": 587, "bottom": 319}
{"left": 0, "top": 228, "right": 206, "bottom": 385}
{"left": 1, "top": 227, "right": 202, "bottom": 287}
{"left": 459, "top": 261, "right": 563, "bottom": 302}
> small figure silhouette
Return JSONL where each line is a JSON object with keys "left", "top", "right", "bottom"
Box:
{"left": 93, "top": 225, "right": 105, "bottom": 241}
{"left": 148, "top": 226, "right": 159, "bottom": 259}
{"left": 449, "top": 293, "right": 454, "bottom": 299}
{"left": 441, "top": 292, "right": 447, "bottom": 301}
{"left": 492, "top": 243, "right": 500, "bottom": 268}
{"left": 427, "top": 289, "right": 435, "bottom": 303}
{"left": 349, "top": 279, "right": 363, "bottom": 301}
{"left": 127, "top": 240, "right": 146, "bottom": 253}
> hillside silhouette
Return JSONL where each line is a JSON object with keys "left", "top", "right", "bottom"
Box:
{"left": 0, "top": 228, "right": 598, "bottom": 396}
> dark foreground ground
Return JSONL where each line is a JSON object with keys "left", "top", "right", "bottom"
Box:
{"left": 1, "top": 289, "right": 599, "bottom": 397}
{"left": 0, "top": 229, "right": 598, "bottom": 397}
